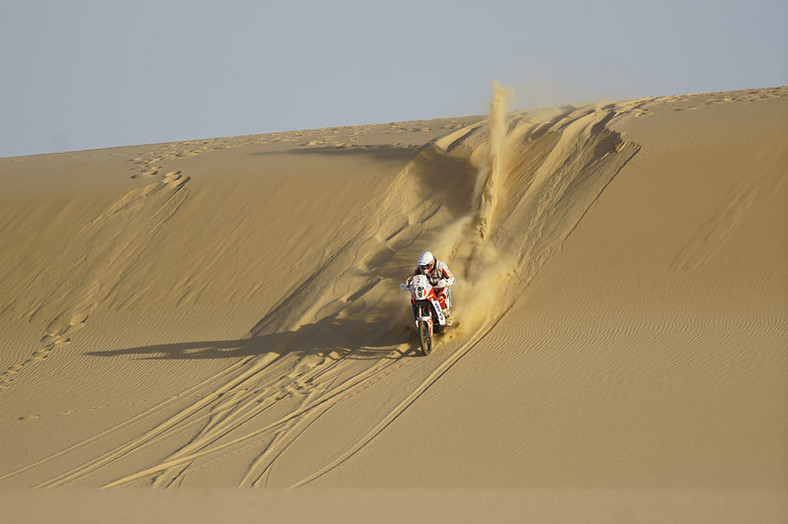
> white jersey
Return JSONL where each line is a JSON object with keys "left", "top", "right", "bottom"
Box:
{"left": 412, "top": 260, "right": 455, "bottom": 288}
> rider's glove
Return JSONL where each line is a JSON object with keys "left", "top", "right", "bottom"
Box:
{"left": 436, "top": 279, "right": 448, "bottom": 288}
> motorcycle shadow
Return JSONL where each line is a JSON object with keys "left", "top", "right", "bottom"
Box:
{"left": 87, "top": 312, "right": 421, "bottom": 361}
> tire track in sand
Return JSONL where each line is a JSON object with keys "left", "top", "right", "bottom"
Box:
{"left": 0, "top": 356, "right": 248, "bottom": 484}
{"left": 100, "top": 344, "right": 414, "bottom": 488}
{"left": 290, "top": 304, "right": 515, "bottom": 487}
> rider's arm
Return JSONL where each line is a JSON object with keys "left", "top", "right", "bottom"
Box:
{"left": 438, "top": 264, "right": 456, "bottom": 287}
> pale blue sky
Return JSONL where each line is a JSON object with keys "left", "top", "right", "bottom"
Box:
{"left": 2, "top": 0, "right": 786, "bottom": 157}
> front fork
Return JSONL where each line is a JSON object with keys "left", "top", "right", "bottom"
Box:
{"left": 412, "top": 301, "right": 444, "bottom": 329}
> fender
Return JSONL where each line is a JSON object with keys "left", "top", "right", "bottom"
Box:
{"left": 417, "top": 315, "right": 433, "bottom": 335}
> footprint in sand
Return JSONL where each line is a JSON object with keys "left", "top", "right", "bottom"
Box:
{"left": 70, "top": 310, "right": 89, "bottom": 328}
{"left": 162, "top": 170, "right": 189, "bottom": 187}
{"left": 131, "top": 167, "right": 160, "bottom": 179}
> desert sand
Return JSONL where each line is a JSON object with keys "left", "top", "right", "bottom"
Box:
{"left": 0, "top": 86, "right": 786, "bottom": 521}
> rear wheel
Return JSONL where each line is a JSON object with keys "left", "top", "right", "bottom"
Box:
{"left": 419, "top": 320, "right": 432, "bottom": 356}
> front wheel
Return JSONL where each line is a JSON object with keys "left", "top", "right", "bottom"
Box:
{"left": 419, "top": 320, "right": 432, "bottom": 356}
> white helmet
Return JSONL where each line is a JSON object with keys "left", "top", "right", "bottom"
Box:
{"left": 418, "top": 251, "right": 435, "bottom": 272}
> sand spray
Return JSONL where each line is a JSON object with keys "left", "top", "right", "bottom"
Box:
{"left": 444, "top": 81, "right": 517, "bottom": 335}
{"left": 475, "top": 80, "right": 513, "bottom": 239}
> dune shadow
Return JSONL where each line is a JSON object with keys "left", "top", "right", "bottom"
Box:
{"left": 409, "top": 147, "right": 478, "bottom": 220}
{"left": 253, "top": 144, "right": 422, "bottom": 162}
{"left": 87, "top": 312, "right": 422, "bottom": 362}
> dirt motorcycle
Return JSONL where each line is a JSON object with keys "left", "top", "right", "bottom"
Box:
{"left": 400, "top": 274, "right": 450, "bottom": 356}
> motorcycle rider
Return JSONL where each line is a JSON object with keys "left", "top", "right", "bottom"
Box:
{"left": 406, "top": 250, "right": 456, "bottom": 322}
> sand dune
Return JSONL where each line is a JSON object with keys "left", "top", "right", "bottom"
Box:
{"left": 0, "top": 87, "right": 786, "bottom": 519}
